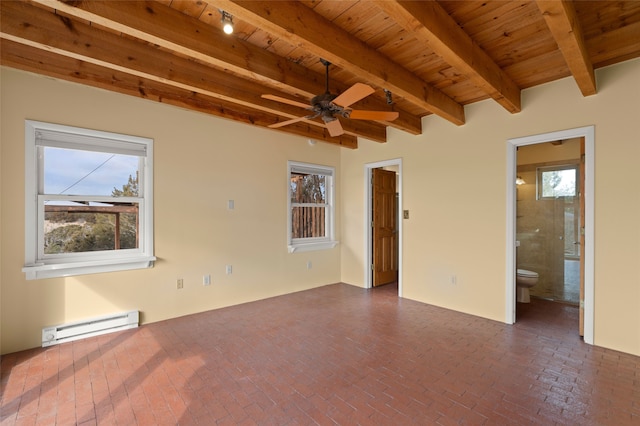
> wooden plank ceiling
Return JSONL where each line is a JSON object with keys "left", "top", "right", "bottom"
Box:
{"left": 2, "top": 0, "right": 639, "bottom": 148}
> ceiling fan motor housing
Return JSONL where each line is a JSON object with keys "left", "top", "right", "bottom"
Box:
{"left": 311, "top": 92, "right": 337, "bottom": 108}
{"left": 311, "top": 92, "right": 344, "bottom": 122}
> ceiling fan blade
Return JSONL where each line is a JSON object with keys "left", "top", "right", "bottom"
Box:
{"left": 332, "top": 83, "right": 375, "bottom": 108}
{"left": 262, "top": 94, "right": 310, "bottom": 109}
{"left": 324, "top": 119, "right": 344, "bottom": 137}
{"left": 268, "top": 116, "right": 309, "bottom": 129}
{"left": 348, "top": 110, "right": 400, "bottom": 121}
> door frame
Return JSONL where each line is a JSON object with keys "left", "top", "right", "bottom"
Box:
{"left": 506, "top": 126, "right": 594, "bottom": 345}
{"left": 365, "top": 158, "right": 403, "bottom": 296}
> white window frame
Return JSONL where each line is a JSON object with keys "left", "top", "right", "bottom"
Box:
{"left": 287, "top": 161, "right": 338, "bottom": 253}
{"left": 23, "top": 120, "right": 155, "bottom": 279}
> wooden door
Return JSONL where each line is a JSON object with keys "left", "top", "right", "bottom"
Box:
{"left": 579, "top": 138, "right": 586, "bottom": 336}
{"left": 372, "top": 168, "right": 398, "bottom": 287}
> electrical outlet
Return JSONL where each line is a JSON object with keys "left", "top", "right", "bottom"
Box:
{"left": 203, "top": 274, "right": 211, "bottom": 286}
{"left": 226, "top": 265, "right": 232, "bottom": 275}
{"left": 177, "top": 278, "right": 184, "bottom": 289}
{"left": 307, "top": 260, "right": 312, "bottom": 269}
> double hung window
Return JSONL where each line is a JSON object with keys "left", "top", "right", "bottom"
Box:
{"left": 288, "top": 161, "right": 337, "bottom": 253}
{"left": 23, "top": 121, "right": 155, "bottom": 279}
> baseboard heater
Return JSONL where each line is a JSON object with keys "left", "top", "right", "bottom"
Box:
{"left": 42, "top": 310, "right": 139, "bottom": 347}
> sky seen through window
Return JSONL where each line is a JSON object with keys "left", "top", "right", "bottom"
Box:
{"left": 44, "top": 147, "right": 139, "bottom": 196}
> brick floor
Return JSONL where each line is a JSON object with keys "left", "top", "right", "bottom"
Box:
{"left": 1, "top": 283, "right": 639, "bottom": 425}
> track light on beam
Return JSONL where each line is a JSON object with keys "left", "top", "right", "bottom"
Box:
{"left": 220, "top": 10, "right": 234, "bottom": 35}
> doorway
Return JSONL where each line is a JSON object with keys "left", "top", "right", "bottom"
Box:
{"left": 365, "top": 159, "right": 403, "bottom": 296}
{"left": 516, "top": 142, "right": 582, "bottom": 306}
{"left": 506, "top": 127, "right": 594, "bottom": 345}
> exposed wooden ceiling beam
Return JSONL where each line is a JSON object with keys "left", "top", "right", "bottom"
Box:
{"left": 3, "top": 0, "right": 632, "bottom": 148}
{"left": 372, "top": 0, "right": 521, "bottom": 114}
{"left": 536, "top": 0, "right": 597, "bottom": 96}
{"left": 212, "top": 0, "right": 465, "bottom": 126}
{"left": 1, "top": 1, "right": 385, "bottom": 142}
{"left": 29, "top": 0, "right": 421, "bottom": 136}
{"left": 0, "top": 39, "right": 357, "bottom": 148}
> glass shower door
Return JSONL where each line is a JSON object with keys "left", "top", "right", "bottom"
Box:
{"left": 543, "top": 166, "right": 580, "bottom": 304}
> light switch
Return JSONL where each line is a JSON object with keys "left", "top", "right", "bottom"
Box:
{"left": 228, "top": 200, "right": 234, "bottom": 210}
{"left": 403, "top": 210, "right": 409, "bottom": 219}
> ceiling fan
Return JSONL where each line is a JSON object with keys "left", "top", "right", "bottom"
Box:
{"left": 262, "top": 59, "right": 399, "bottom": 137}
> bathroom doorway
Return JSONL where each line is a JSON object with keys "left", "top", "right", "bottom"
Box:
{"left": 506, "top": 127, "right": 594, "bottom": 345}
{"left": 516, "top": 140, "right": 582, "bottom": 306}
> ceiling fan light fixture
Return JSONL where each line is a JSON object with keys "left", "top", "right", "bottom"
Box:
{"left": 321, "top": 110, "right": 337, "bottom": 123}
{"left": 384, "top": 89, "right": 394, "bottom": 105}
{"left": 220, "top": 10, "right": 234, "bottom": 34}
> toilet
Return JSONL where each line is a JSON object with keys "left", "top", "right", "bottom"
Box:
{"left": 516, "top": 269, "right": 539, "bottom": 303}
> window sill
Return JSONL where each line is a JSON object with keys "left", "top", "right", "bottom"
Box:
{"left": 288, "top": 241, "right": 339, "bottom": 253}
{"left": 23, "top": 256, "right": 156, "bottom": 280}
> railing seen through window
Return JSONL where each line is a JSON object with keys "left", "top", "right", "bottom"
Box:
{"left": 44, "top": 200, "right": 139, "bottom": 254}
{"left": 290, "top": 171, "right": 327, "bottom": 239}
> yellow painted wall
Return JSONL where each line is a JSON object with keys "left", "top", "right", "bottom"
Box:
{"left": 340, "top": 58, "right": 640, "bottom": 356}
{"left": 3, "top": 58, "right": 640, "bottom": 357}
{"left": 0, "top": 68, "right": 341, "bottom": 355}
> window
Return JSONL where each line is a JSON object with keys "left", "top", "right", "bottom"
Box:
{"left": 288, "top": 161, "right": 337, "bottom": 253}
{"left": 537, "top": 165, "right": 578, "bottom": 199}
{"left": 23, "top": 121, "right": 155, "bottom": 279}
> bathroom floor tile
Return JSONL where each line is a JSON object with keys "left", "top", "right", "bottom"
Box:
{"left": 1, "top": 283, "right": 638, "bottom": 425}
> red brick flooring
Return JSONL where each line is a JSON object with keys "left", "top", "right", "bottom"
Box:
{"left": 1, "top": 283, "right": 639, "bottom": 425}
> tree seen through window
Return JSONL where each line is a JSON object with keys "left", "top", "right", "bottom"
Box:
{"left": 44, "top": 174, "right": 139, "bottom": 254}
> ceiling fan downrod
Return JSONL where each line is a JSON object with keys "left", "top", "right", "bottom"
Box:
{"left": 312, "top": 59, "right": 338, "bottom": 110}
{"left": 320, "top": 58, "right": 331, "bottom": 94}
